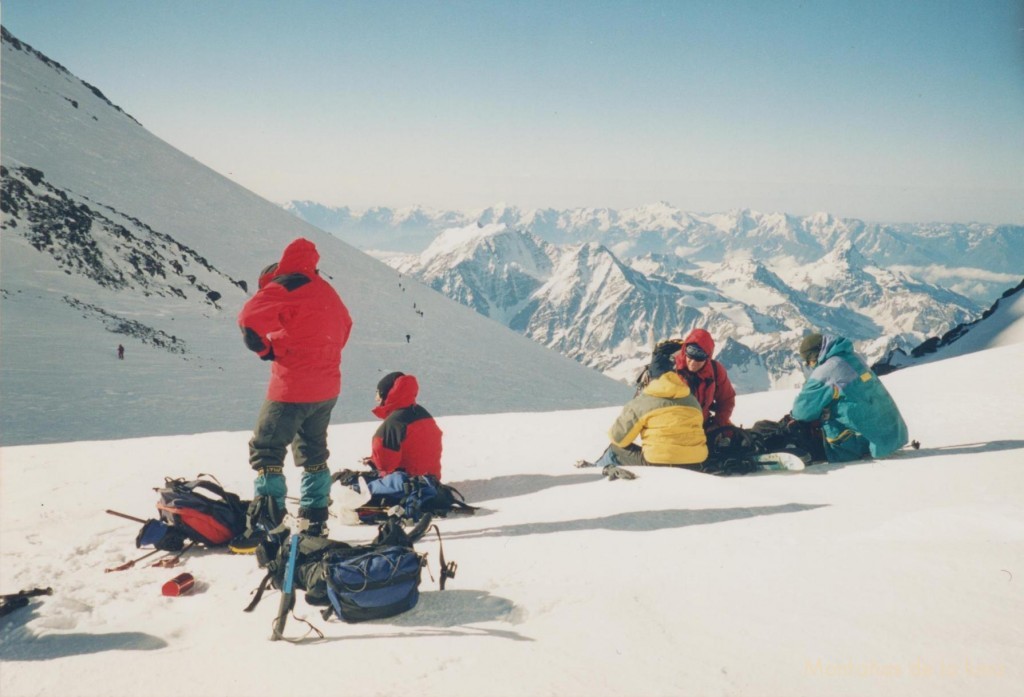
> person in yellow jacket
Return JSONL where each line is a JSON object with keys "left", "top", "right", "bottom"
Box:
{"left": 577, "top": 347, "right": 708, "bottom": 475}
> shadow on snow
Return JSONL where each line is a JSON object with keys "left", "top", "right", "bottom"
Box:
{"left": 0, "top": 607, "right": 167, "bottom": 661}
{"left": 449, "top": 472, "right": 596, "bottom": 502}
{"left": 442, "top": 503, "right": 827, "bottom": 540}
{"left": 285, "top": 589, "right": 533, "bottom": 644}
{"left": 892, "top": 439, "right": 1024, "bottom": 459}
{"left": 800, "top": 439, "right": 1024, "bottom": 475}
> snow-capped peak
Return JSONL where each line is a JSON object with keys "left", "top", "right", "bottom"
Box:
{"left": 420, "top": 221, "right": 510, "bottom": 261}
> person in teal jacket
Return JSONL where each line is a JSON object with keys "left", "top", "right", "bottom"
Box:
{"left": 792, "top": 333, "right": 909, "bottom": 462}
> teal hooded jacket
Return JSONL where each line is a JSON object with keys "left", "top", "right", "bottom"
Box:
{"left": 792, "top": 336, "right": 909, "bottom": 462}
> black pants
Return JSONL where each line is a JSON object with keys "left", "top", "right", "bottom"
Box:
{"left": 248, "top": 397, "right": 337, "bottom": 471}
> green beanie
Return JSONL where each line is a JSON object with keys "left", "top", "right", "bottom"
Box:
{"left": 799, "top": 333, "right": 824, "bottom": 365}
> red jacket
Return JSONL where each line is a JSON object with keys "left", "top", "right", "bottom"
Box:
{"left": 371, "top": 374, "right": 443, "bottom": 479}
{"left": 238, "top": 238, "right": 353, "bottom": 402}
{"left": 674, "top": 328, "right": 736, "bottom": 429}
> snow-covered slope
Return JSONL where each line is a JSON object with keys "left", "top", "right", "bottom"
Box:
{"left": 2, "top": 325, "right": 1022, "bottom": 697}
{"left": 918, "top": 281, "right": 1024, "bottom": 355}
{"left": 0, "top": 28, "right": 631, "bottom": 446}
{"left": 875, "top": 279, "right": 1024, "bottom": 372}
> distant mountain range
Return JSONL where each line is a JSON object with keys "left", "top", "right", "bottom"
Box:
{"left": 285, "top": 201, "right": 1021, "bottom": 391}
{"left": 284, "top": 200, "right": 1021, "bottom": 301}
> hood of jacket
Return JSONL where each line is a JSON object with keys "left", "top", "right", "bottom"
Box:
{"left": 372, "top": 374, "right": 420, "bottom": 419}
{"left": 643, "top": 370, "right": 693, "bottom": 400}
{"left": 276, "top": 238, "right": 320, "bottom": 277}
{"left": 820, "top": 334, "right": 854, "bottom": 363}
{"left": 683, "top": 328, "right": 715, "bottom": 358}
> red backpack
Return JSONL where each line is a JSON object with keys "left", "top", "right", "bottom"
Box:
{"left": 137, "top": 476, "right": 249, "bottom": 549}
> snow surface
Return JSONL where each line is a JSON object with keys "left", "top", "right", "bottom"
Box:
{"left": 2, "top": 336, "right": 1023, "bottom": 697}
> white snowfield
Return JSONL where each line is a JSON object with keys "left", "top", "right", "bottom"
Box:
{"left": 2, "top": 337, "right": 1022, "bottom": 697}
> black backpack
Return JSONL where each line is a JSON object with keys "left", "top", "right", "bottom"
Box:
{"left": 136, "top": 476, "right": 249, "bottom": 551}
{"left": 704, "top": 419, "right": 823, "bottom": 475}
{"left": 704, "top": 424, "right": 767, "bottom": 472}
{"left": 749, "top": 416, "right": 827, "bottom": 463}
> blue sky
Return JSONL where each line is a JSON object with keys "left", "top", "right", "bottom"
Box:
{"left": 4, "top": 0, "right": 1023, "bottom": 223}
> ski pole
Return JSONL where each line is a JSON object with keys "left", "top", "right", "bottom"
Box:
{"left": 105, "top": 548, "right": 161, "bottom": 573}
{"left": 106, "top": 509, "right": 148, "bottom": 524}
{"left": 271, "top": 533, "right": 300, "bottom": 641}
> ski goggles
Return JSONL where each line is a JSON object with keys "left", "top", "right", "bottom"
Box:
{"left": 685, "top": 343, "right": 708, "bottom": 361}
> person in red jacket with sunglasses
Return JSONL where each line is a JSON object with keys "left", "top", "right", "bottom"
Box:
{"left": 232, "top": 238, "right": 353, "bottom": 551}
{"left": 673, "top": 328, "right": 736, "bottom": 432}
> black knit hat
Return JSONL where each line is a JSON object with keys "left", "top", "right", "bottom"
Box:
{"left": 799, "top": 333, "right": 824, "bottom": 365}
{"left": 647, "top": 340, "right": 683, "bottom": 379}
{"left": 256, "top": 262, "right": 279, "bottom": 289}
{"left": 376, "top": 371, "right": 405, "bottom": 401}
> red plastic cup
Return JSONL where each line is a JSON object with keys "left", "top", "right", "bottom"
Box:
{"left": 161, "top": 572, "right": 195, "bottom": 596}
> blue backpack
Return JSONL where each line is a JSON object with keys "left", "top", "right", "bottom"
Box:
{"left": 333, "top": 470, "right": 478, "bottom": 524}
{"left": 323, "top": 544, "right": 424, "bottom": 623}
{"left": 245, "top": 518, "right": 456, "bottom": 625}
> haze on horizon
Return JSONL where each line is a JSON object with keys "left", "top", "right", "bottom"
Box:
{"left": 4, "top": 0, "right": 1023, "bottom": 225}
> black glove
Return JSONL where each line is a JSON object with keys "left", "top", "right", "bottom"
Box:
{"left": 331, "top": 467, "right": 380, "bottom": 487}
{"left": 331, "top": 469, "right": 361, "bottom": 486}
{"left": 602, "top": 464, "right": 637, "bottom": 481}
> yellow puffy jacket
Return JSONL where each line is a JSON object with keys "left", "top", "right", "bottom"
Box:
{"left": 608, "top": 371, "right": 708, "bottom": 465}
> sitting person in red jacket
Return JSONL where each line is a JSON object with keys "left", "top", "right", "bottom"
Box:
{"left": 673, "top": 328, "right": 736, "bottom": 432}
{"left": 364, "top": 372, "right": 443, "bottom": 479}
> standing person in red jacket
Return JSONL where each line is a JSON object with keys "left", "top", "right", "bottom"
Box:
{"left": 674, "top": 328, "right": 736, "bottom": 432}
{"left": 364, "top": 371, "right": 443, "bottom": 479}
{"left": 231, "top": 238, "right": 353, "bottom": 551}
